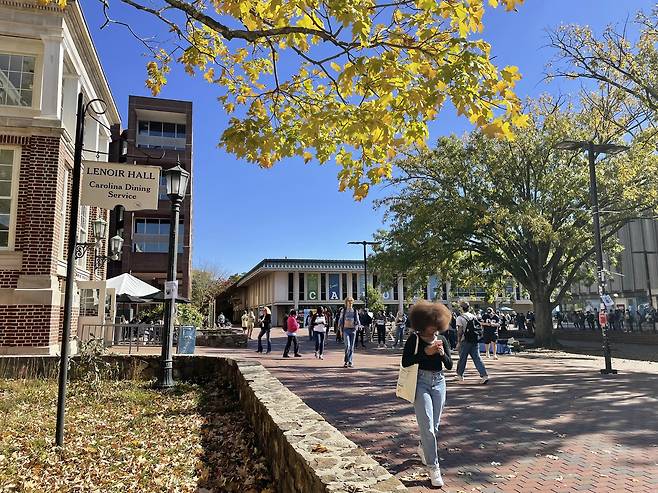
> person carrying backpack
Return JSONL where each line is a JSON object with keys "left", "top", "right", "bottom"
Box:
{"left": 455, "top": 301, "right": 489, "bottom": 384}
{"left": 283, "top": 309, "right": 302, "bottom": 358}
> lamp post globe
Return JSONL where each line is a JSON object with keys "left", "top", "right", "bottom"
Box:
{"left": 109, "top": 234, "right": 124, "bottom": 259}
{"left": 91, "top": 217, "right": 108, "bottom": 241}
{"left": 163, "top": 164, "right": 190, "bottom": 201}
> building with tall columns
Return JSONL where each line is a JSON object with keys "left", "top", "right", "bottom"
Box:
{"left": 229, "top": 258, "right": 532, "bottom": 326}
{"left": 0, "top": 0, "right": 120, "bottom": 354}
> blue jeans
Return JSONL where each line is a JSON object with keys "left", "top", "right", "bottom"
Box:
{"left": 343, "top": 328, "right": 356, "bottom": 364}
{"left": 414, "top": 370, "right": 446, "bottom": 467}
{"left": 315, "top": 331, "right": 326, "bottom": 355}
{"left": 457, "top": 341, "right": 488, "bottom": 377}
{"left": 394, "top": 326, "right": 405, "bottom": 347}
{"left": 257, "top": 328, "right": 271, "bottom": 353}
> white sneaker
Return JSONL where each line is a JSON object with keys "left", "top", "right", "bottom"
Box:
{"left": 319, "top": 354, "right": 324, "bottom": 360}
{"left": 417, "top": 443, "right": 427, "bottom": 465}
{"left": 485, "top": 352, "right": 490, "bottom": 358}
{"left": 480, "top": 375, "right": 490, "bottom": 384}
{"left": 314, "top": 351, "right": 318, "bottom": 359}
{"left": 493, "top": 354, "right": 499, "bottom": 360}
{"left": 428, "top": 465, "right": 444, "bottom": 487}
{"left": 456, "top": 374, "right": 465, "bottom": 382}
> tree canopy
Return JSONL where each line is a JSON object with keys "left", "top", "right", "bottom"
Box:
{"left": 371, "top": 96, "right": 658, "bottom": 345}
{"left": 46, "top": 0, "right": 526, "bottom": 198}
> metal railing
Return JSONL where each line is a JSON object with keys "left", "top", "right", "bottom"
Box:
{"left": 78, "top": 324, "right": 180, "bottom": 353}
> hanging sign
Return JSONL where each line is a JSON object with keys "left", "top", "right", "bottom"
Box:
{"left": 164, "top": 281, "right": 178, "bottom": 300}
{"left": 307, "top": 274, "right": 319, "bottom": 301}
{"left": 328, "top": 274, "right": 340, "bottom": 301}
{"left": 81, "top": 161, "right": 160, "bottom": 210}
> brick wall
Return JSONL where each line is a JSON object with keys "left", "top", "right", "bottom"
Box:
{"left": 0, "top": 305, "right": 59, "bottom": 347}
{"left": 0, "top": 270, "right": 19, "bottom": 288}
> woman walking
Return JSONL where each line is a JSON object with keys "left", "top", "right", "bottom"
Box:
{"left": 246, "top": 310, "right": 255, "bottom": 339}
{"left": 393, "top": 310, "right": 407, "bottom": 348}
{"left": 241, "top": 310, "right": 249, "bottom": 333}
{"left": 339, "top": 297, "right": 360, "bottom": 368}
{"left": 283, "top": 309, "right": 302, "bottom": 358}
{"left": 401, "top": 301, "right": 453, "bottom": 488}
{"left": 256, "top": 306, "right": 272, "bottom": 354}
{"left": 312, "top": 306, "right": 328, "bottom": 359}
{"left": 374, "top": 310, "right": 387, "bottom": 348}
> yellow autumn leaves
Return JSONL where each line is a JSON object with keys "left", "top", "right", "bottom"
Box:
{"left": 40, "top": 0, "right": 526, "bottom": 199}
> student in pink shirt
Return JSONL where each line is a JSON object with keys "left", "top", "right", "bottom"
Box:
{"left": 283, "top": 309, "right": 302, "bottom": 358}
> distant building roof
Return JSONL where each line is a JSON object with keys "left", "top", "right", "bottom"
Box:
{"left": 237, "top": 258, "right": 364, "bottom": 286}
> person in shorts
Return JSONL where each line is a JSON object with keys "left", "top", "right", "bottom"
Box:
{"left": 481, "top": 307, "right": 500, "bottom": 359}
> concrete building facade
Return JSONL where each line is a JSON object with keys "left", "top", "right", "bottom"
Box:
{"left": 108, "top": 96, "right": 193, "bottom": 298}
{"left": 230, "top": 258, "right": 532, "bottom": 326}
{"left": 0, "top": 0, "right": 120, "bottom": 354}
{"left": 566, "top": 218, "right": 658, "bottom": 315}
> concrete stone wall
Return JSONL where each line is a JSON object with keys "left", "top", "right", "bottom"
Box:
{"left": 0, "top": 354, "right": 408, "bottom": 492}
{"left": 196, "top": 332, "right": 247, "bottom": 348}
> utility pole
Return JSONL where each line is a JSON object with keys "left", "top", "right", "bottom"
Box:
{"left": 347, "top": 240, "right": 381, "bottom": 310}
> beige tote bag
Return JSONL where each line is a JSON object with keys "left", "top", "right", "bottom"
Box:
{"left": 395, "top": 333, "right": 419, "bottom": 403}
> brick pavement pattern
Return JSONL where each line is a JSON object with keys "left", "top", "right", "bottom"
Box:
{"left": 119, "top": 332, "right": 658, "bottom": 492}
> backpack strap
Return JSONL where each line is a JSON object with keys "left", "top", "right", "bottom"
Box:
{"left": 414, "top": 332, "right": 420, "bottom": 356}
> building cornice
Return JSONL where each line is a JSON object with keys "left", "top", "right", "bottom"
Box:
{"left": 237, "top": 258, "right": 364, "bottom": 287}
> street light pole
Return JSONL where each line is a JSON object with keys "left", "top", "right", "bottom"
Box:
{"left": 158, "top": 163, "right": 190, "bottom": 388}
{"left": 556, "top": 140, "right": 628, "bottom": 375}
{"left": 347, "top": 240, "right": 381, "bottom": 310}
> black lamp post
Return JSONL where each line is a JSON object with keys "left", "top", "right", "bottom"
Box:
{"left": 347, "top": 240, "right": 381, "bottom": 310}
{"left": 73, "top": 218, "right": 124, "bottom": 271}
{"left": 555, "top": 140, "right": 628, "bottom": 374}
{"left": 158, "top": 162, "right": 190, "bottom": 389}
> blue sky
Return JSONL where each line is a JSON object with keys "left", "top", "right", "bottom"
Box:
{"left": 81, "top": 0, "right": 655, "bottom": 275}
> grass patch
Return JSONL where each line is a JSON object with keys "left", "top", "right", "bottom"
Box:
{"left": 0, "top": 378, "right": 273, "bottom": 492}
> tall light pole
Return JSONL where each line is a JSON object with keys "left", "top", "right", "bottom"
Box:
{"left": 158, "top": 162, "right": 190, "bottom": 388}
{"left": 347, "top": 240, "right": 381, "bottom": 310}
{"left": 555, "top": 140, "right": 628, "bottom": 374}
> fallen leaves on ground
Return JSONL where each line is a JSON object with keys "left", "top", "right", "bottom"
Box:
{"left": 0, "top": 379, "right": 272, "bottom": 492}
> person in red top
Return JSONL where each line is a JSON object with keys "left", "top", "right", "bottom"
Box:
{"left": 283, "top": 309, "right": 302, "bottom": 358}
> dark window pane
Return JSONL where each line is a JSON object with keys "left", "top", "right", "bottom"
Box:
{"left": 0, "top": 54, "right": 9, "bottom": 71}
{"left": 0, "top": 230, "right": 9, "bottom": 247}
{"left": 20, "top": 90, "right": 31, "bottom": 106}
{"left": 0, "top": 181, "right": 11, "bottom": 196}
{"left": 21, "top": 73, "right": 33, "bottom": 90}
{"left": 8, "top": 55, "right": 22, "bottom": 71}
{"left": 138, "top": 121, "right": 149, "bottom": 135}
{"left": 0, "top": 213, "right": 9, "bottom": 230}
{"left": 135, "top": 219, "right": 145, "bottom": 234}
{"left": 145, "top": 219, "right": 159, "bottom": 234}
{"left": 162, "top": 122, "right": 176, "bottom": 138}
{"left": 22, "top": 56, "right": 35, "bottom": 73}
{"left": 8, "top": 71, "right": 20, "bottom": 88}
{"left": 0, "top": 198, "right": 10, "bottom": 214}
{"left": 159, "top": 221, "right": 170, "bottom": 235}
{"left": 176, "top": 124, "right": 186, "bottom": 138}
{"left": 149, "top": 121, "right": 162, "bottom": 136}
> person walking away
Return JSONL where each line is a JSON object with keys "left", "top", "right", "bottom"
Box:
{"left": 312, "top": 306, "right": 328, "bottom": 359}
{"left": 626, "top": 309, "right": 634, "bottom": 332}
{"left": 246, "top": 310, "right": 255, "bottom": 339}
{"left": 256, "top": 307, "right": 272, "bottom": 354}
{"left": 586, "top": 310, "right": 595, "bottom": 331}
{"left": 446, "top": 311, "right": 458, "bottom": 350}
{"left": 401, "top": 301, "right": 453, "bottom": 488}
{"left": 283, "top": 309, "right": 302, "bottom": 358}
{"left": 357, "top": 308, "right": 371, "bottom": 348}
{"left": 393, "top": 310, "right": 407, "bottom": 348}
{"left": 515, "top": 312, "right": 525, "bottom": 332}
{"left": 241, "top": 310, "right": 249, "bottom": 333}
{"left": 374, "top": 310, "right": 387, "bottom": 348}
{"left": 334, "top": 310, "right": 343, "bottom": 342}
{"left": 482, "top": 307, "right": 500, "bottom": 359}
{"left": 306, "top": 311, "right": 314, "bottom": 341}
{"left": 339, "top": 297, "right": 360, "bottom": 368}
{"left": 456, "top": 301, "right": 489, "bottom": 384}
{"left": 556, "top": 311, "right": 564, "bottom": 330}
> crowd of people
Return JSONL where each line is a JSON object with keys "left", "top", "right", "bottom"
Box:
{"left": 557, "top": 306, "right": 657, "bottom": 332}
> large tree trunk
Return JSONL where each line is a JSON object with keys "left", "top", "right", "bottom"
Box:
{"left": 531, "top": 295, "right": 559, "bottom": 348}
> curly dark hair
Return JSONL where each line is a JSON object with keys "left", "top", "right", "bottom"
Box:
{"left": 409, "top": 301, "right": 451, "bottom": 334}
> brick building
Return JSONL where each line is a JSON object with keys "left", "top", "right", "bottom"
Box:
{"left": 0, "top": 0, "right": 120, "bottom": 354}
{"left": 108, "top": 96, "right": 193, "bottom": 299}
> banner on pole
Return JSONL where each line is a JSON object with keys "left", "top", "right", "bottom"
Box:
{"left": 81, "top": 160, "right": 160, "bottom": 210}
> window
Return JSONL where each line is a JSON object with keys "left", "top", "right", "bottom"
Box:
{"left": 133, "top": 218, "right": 183, "bottom": 253}
{"left": 158, "top": 176, "right": 168, "bottom": 200}
{"left": 352, "top": 273, "right": 358, "bottom": 300}
{"left": 288, "top": 273, "right": 294, "bottom": 301}
{"left": 136, "top": 121, "right": 187, "bottom": 149}
{"left": 298, "top": 273, "right": 305, "bottom": 301}
{"left": 393, "top": 282, "right": 398, "bottom": 300}
{"left": 320, "top": 273, "right": 326, "bottom": 300}
{"left": 76, "top": 205, "right": 89, "bottom": 268}
{"left": 0, "top": 148, "right": 19, "bottom": 248}
{"left": 341, "top": 273, "right": 347, "bottom": 300}
{"left": 0, "top": 54, "right": 35, "bottom": 107}
{"left": 79, "top": 288, "right": 99, "bottom": 317}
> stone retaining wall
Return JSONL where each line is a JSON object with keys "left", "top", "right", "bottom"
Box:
{"left": 0, "top": 355, "right": 408, "bottom": 493}
{"left": 196, "top": 332, "right": 248, "bottom": 348}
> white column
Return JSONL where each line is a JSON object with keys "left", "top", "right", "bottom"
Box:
{"left": 40, "top": 34, "right": 64, "bottom": 120}
{"left": 397, "top": 276, "right": 404, "bottom": 312}
{"left": 61, "top": 75, "right": 80, "bottom": 139}
{"left": 446, "top": 280, "right": 452, "bottom": 303}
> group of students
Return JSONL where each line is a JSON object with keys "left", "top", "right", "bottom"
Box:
{"left": 281, "top": 297, "right": 363, "bottom": 367}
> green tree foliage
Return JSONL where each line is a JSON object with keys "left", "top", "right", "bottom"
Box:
{"left": 44, "top": 0, "right": 526, "bottom": 198}
{"left": 363, "top": 284, "right": 385, "bottom": 314}
{"left": 191, "top": 265, "right": 233, "bottom": 318}
{"left": 372, "top": 96, "right": 658, "bottom": 346}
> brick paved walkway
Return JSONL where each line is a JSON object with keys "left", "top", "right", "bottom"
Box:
{"left": 117, "top": 332, "right": 658, "bottom": 492}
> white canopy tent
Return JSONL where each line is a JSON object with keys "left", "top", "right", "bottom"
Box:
{"left": 106, "top": 273, "right": 160, "bottom": 297}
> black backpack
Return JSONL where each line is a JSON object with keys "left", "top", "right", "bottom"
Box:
{"left": 464, "top": 315, "right": 483, "bottom": 343}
